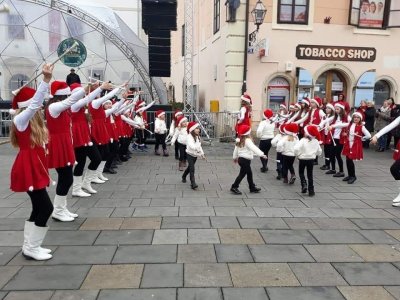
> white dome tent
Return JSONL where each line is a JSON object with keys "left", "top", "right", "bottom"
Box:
{"left": 0, "top": 0, "right": 167, "bottom": 102}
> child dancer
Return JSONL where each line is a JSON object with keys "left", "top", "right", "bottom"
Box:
{"left": 231, "top": 124, "right": 267, "bottom": 195}
{"left": 372, "top": 114, "right": 400, "bottom": 206}
{"left": 171, "top": 115, "right": 188, "bottom": 171}
{"left": 277, "top": 123, "right": 299, "bottom": 184}
{"left": 182, "top": 121, "right": 205, "bottom": 189}
{"left": 168, "top": 110, "right": 184, "bottom": 160}
{"left": 133, "top": 101, "right": 147, "bottom": 151}
{"left": 341, "top": 112, "right": 371, "bottom": 184}
{"left": 294, "top": 125, "right": 322, "bottom": 196}
{"left": 10, "top": 64, "right": 53, "bottom": 260}
{"left": 319, "top": 103, "right": 335, "bottom": 171}
{"left": 154, "top": 110, "right": 169, "bottom": 156}
{"left": 272, "top": 124, "right": 286, "bottom": 180}
{"left": 257, "top": 109, "right": 275, "bottom": 172}
{"left": 46, "top": 81, "right": 86, "bottom": 222}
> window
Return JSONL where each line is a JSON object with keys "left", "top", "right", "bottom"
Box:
{"left": 214, "top": 0, "right": 220, "bottom": 34}
{"left": 349, "top": 0, "right": 400, "bottom": 29}
{"left": 8, "top": 15, "right": 25, "bottom": 39}
{"left": 278, "top": 0, "right": 309, "bottom": 24}
{"left": 374, "top": 80, "right": 391, "bottom": 106}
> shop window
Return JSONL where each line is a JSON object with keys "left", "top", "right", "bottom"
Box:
{"left": 314, "top": 70, "right": 347, "bottom": 102}
{"left": 349, "top": 0, "right": 400, "bottom": 29}
{"left": 267, "top": 77, "right": 290, "bottom": 111}
{"left": 374, "top": 80, "right": 391, "bottom": 106}
{"left": 214, "top": 0, "right": 221, "bottom": 34}
{"left": 8, "top": 15, "right": 25, "bottom": 39}
{"left": 277, "top": 0, "right": 309, "bottom": 24}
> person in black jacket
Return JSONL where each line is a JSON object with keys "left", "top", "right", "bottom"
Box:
{"left": 363, "top": 101, "right": 376, "bottom": 148}
{"left": 389, "top": 103, "right": 400, "bottom": 150}
{"left": 66, "top": 69, "right": 81, "bottom": 86}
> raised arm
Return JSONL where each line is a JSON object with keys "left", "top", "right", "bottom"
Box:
{"left": 48, "top": 87, "right": 86, "bottom": 118}
{"left": 70, "top": 85, "right": 103, "bottom": 112}
{"left": 105, "top": 100, "right": 124, "bottom": 117}
{"left": 374, "top": 116, "right": 400, "bottom": 139}
{"left": 14, "top": 64, "right": 52, "bottom": 132}
{"left": 91, "top": 87, "right": 123, "bottom": 109}
{"left": 121, "top": 115, "right": 141, "bottom": 128}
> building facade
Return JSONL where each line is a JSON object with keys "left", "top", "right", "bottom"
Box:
{"left": 169, "top": 0, "right": 400, "bottom": 123}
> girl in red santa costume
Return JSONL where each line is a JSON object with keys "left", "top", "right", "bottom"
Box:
{"left": 46, "top": 79, "right": 88, "bottom": 222}
{"left": 307, "top": 97, "right": 325, "bottom": 165}
{"left": 319, "top": 103, "right": 336, "bottom": 171}
{"left": 69, "top": 81, "right": 113, "bottom": 198}
{"left": 341, "top": 112, "right": 371, "bottom": 184}
{"left": 168, "top": 110, "right": 184, "bottom": 160}
{"left": 237, "top": 94, "right": 252, "bottom": 127}
{"left": 10, "top": 64, "right": 54, "bottom": 260}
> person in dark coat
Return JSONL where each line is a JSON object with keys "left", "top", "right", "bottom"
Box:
{"left": 66, "top": 68, "right": 81, "bottom": 86}
{"left": 363, "top": 101, "right": 376, "bottom": 148}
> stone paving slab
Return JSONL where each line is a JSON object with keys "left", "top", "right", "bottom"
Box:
{"left": 337, "top": 286, "right": 396, "bottom": 300}
{"left": 249, "top": 245, "right": 314, "bottom": 262}
{"left": 50, "top": 290, "right": 99, "bottom": 300}
{"left": 289, "top": 263, "right": 348, "bottom": 286}
{"left": 45, "top": 246, "right": 117, "bottom": 265}
{"left": 141, "top": 264, "right": 183, "bottom": 288}
{"left": 333, "top": 263, "right": 400, "bottom": 285}
{"left": 3, "top": 291, "right": 54, "bottom": 300}
{"left": 178, "top": 245, "right": 217, "bottom": 263}
{"left": 97, "top": 288, "right": 176, "bottom": 300}
{"left": 266, "top": 287, "right": 345, "bottom": 300}
{"left": 222, "top": 288, "right": 268, "bottom": 300}
{"left": 112, "top": 245, "right": 177, "bottom": 264}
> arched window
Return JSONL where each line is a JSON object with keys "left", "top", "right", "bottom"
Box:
{"left": 267, "top": 77, "right": 290, "bottom": 111}
{"left": 374, "top": 80, "right": 391, "bottom": 107}
{"left": 315, "top": 70, "right": 347, "bottom": 102}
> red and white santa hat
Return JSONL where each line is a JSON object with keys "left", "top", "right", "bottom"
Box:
{"left": 241, "top": 94, "right": 252, "bottom": 104}
{"left": 301, "top": 98, "right": 310, "bottom": 107}
{"left": 352, "top": 111, "right": 363, "bottom": 121}
{"left": 50, "top": 81, "right": 71, "bottom": 98}
{"left": 263, "top": 109, "right": 273, "bottom": 120}
{"left": 311, "top": 97, "right": 322, "bottom": 107}
{"left": 289, "top": 103, "right": 295, "bottom": 110}
{"left": 326, "top": 103, "right": 335, "bottom": 111}
{"left": 304, "top": 124, "right": 321, "bottom": 140}
{"left": 334, "top": 102, "right": 345, "bottom": 111}
{"left": 284, "top": 123, "right": 299, "bottom": 136}
{"left": 174, "top": 110, "right": 183, "bottom": 118}
{"left": 294, "top": 103, "right": 302, "bottom": 110}
{"left": 156, "top": 110, "right": 165, "bottom": 118}
{"left": 279, "top": 104, "right": 287, "bottom": 110}
{"left": 187, "top": 121, "right": 200, "bottom": 133}
{"left": 279, "top": 123, "right": 286, "bottom": 134}
{"left": 235, "top": 124, "right": 252, "bottom": 142}
{"left": 177, "top": 115, "right": 188, "bottom": 127}
{"left": 10, "top": 87, "right": 36, "bottom": 114}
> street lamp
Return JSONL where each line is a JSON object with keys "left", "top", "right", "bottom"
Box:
{"left": 251, "top": 0, "right": 267, "bottom": 31}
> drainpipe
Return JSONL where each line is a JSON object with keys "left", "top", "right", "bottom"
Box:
{"left": 241, "top": 0, "right": 250, "bottom": 95}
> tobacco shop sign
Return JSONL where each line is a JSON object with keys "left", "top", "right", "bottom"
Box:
{"left": 296, "top": 45, "right": 376, "bottom": 62}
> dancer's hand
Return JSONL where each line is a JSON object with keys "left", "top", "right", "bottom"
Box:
{"left": 42, "top": 63, "right": 54, "bottom": 83}
{"left": 370, "top": 136, "right": 378, "bottom": 145}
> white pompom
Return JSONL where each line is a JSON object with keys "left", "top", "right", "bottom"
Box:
{"left": 84, "top": 143, "right": 87, "bottom": 146}
{"left": 52, "top": 181, "right": 56, "bottom": 186}
{"left": 74, "top": 161, "right": 78, "bottom": 166}
{"left": 235, "top": 138, "right": 240, "bottom": 143}
{"left": 28, "top": 186, "right": 34, "bottom": 192}
{"left": 110, "top": 138, "right": 114, "bottom": 143}
{"left": 9, "top": 109, "right": 17, "bottom": 115}
{"left": 67, "top": 162, "right": 71, "bottom": 166}
{"left": 88, "top": 142, "right": 93, "bottom": 146}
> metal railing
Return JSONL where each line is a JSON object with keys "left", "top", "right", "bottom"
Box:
{"left": 0, "top": 109, "right": 239, "bottom": 142}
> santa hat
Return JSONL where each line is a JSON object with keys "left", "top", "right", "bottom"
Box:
{"left": 187, "top": 121, "right": 200, "bottom": 133}
{"left": 263, "top": 109, "right": 273, "bottom": 120}
{"left": 174, "top": 110, "right": 183, "bottom": 118}
{"left": 304, "top": 125, "right": 321, "bottom": 140}
{"left": 241, "top": 94, "right": 252, "bottom": 104}
{"left": 10, "top": 87, "right": 36, "bottom": 114}
{"left": 102, "top": 100, "right": 112, "bottom": 107}
{"left": 289, "top": 103, "right": 295, "bottom": 110}
{"left": 294, "top": 103, "right": 302, "bottom": 110}
{"left": 279, "top": 104, "right": 287, "bottom": 110}
{"left": 334, "top": 102, "right": 345, "bottom": 111}
{"left": 352, "top": 112, "right": 364, "bottom": 121}
{"left": 284, "top": 123, "right": 299, "bottom": 136}
{"left": 301, "top": 98, "right": 310, "bottom": 107}
{"left": 156, "top": 110, "right": 165, "bottom": 118}
{"left": 326, "top": 103, "right": 335, "bottom": 111}
{"left": 50, "top": 81, "right": 71, "bottom": 98}
{"left": 311, "top": 97, "right": 322, "bottom": 107}
{"left": 177, "top": 115, "right": 188, "bottom": 127}
{"left": 235, "top": 124, "right": 252, "bottom": 142}
{"left": 70, "top": 83, "right": 81, "bottom": 92}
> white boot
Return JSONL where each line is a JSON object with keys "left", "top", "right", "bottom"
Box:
{"left": 52, "top": 195, "right": 74, "bottom": 222}
{"left": 72, "top": 176, "right": 91, "bottom": 198}
{"left": 23, "top": 221, "right": 51, "bottom": 254}
{"left": 91, "top": 166, "right": 105, "bottom": 184}
{"left": 97, "top": 161, "right": 108, "bottom": 181}
{"left": 393, "top": 190, "right": 400, "bottom": 204}
{"left": 82, "top": 170, "right": 98, "bottom": 194}
{"left": 22, "top": 225, "right": 52, "bottom": 261}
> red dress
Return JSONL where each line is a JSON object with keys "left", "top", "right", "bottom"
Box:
{"left": 105, "top": 116, "right": 119, "bottom": 142}
{"left": 394, "top": 141, "right": 400, "bottom": 160}
{"left": 89, "top": 103, "right": 110, "bottom": 145}
{"left": 114, "top": 114, "right": 124, "bottom": 138}
{"left": 46, "top": 109, "right": 76, "bottom": 169}
{"left": 10, "top": 126, "right": 50, "bottom": 192}
{"left": 342, "top": 124, "right": 364, "bottom": 160}
{"left": 71, "top": 107, "right": 91, "bottom": 148}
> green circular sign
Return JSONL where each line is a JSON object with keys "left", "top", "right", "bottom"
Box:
{"left": 57, "top": 38, "right": 87, "bottom": 68}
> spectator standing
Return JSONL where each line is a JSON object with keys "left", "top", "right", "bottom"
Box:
{"left": 375, "top": 100, "right": 391, "bottom": 152}
{"left": 363, "top": 101, "right": 376, "bottom": 148}
{"left": 66, "top": 68, "right": 81, "bottom": 86}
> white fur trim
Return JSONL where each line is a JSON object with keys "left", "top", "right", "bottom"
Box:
{"left": 178, "top": 117, "right": 188, "bottom": 126}
{"left": 353, "top": 112, "right": 363, "bottom": 120}
{"left": 88, "top": 142, "right": 93, "bottom": 146}
{"left": 67, "top": 162, "right": 71, "bottom": 166}
{"left": 136, "top": 107, "right": 146, "bottom": 114}
{"left": 28, "top": 186, "right": 34, "bottom": 191}
{"left": 310, "top": 98, "right": 319, "bottom": 106}
{"left": 334, "top": 103, "right": 345, "bottom": 110}
{"left": 174, "top": 111, "right": 183, "bottom": 117}
{"left": 9, "top": 109, "right": 17, "bottom": 115}
{"left": 54, "top": 86, "right": 71, "bottom": 96}
{"left": 326, "top": 103, "right": 334, "bottom": 110}
{"left": 235, "top": 138, "right": 240, "bottom": 143}
{"left": 17, "top": 98, "right": 33, "bottom": 108}
{"left": 241, "top": 95, "right": 251, "bottom": 103}
{"left": 51, "top": 181, "right": 56, "bottom": 186}
{"left": 111, "top": 138, "right": 114, "bottom": 143}
{"left": 157, "top": 112, "right": 166, "bottom": 118}
{"left": 103, "top": 100, "right": 112, "bottom": 106}
{"left": 74, "top": 161, "right": 78, "bottom": 166}
{"left": 188, "top": 123, "right": 200, "bottom": 133}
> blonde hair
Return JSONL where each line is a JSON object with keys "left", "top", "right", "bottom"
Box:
{"left": 11, "top": 110, "right": 48, "bottom": 148}
{"left": 236, "top": 135, "right": 250, "bottom": 148}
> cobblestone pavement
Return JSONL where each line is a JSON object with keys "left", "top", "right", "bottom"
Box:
{"left": 1, "top": 141, "right": 400, "bottom": 300}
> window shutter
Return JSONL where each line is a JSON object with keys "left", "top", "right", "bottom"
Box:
{"left": 388, "top": 0, "right": 400, "bottom": 27}
{"left": 348, "top": 0, "right": 360, "bottom": 26}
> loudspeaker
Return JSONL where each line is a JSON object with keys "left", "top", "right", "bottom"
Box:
{"left": 142, "top": 0, "right": 177, "bottom": 31}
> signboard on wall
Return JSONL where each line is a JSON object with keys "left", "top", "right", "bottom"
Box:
{"left": 332, "top": 82, "right": 344, "bottom": 91}
{"left": 296, "top": 45, "right": 376, "bottom": 62}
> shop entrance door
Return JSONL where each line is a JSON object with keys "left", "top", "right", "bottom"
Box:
{"left": 314, "top": 70, "right": 347, "bottom": 102}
